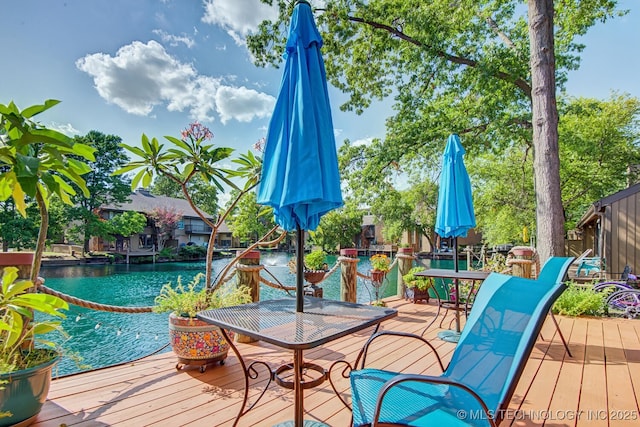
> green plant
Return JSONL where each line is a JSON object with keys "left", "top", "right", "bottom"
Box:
{"left": 304, "top": 250, "right": 326, "bottom": 271}
{"left": 116, "top": 122, "right": 262, "bottom": 289}
{"left": 158, "top": 247, "right": 176, "bottom": 259}
{"left": 153, "top": 273, "right": 252, "bottom": 318}
{"left": 0, "top": 100, "right": 95, "bottom": 283}
{"left": 178, "top": 245, "right": 207, "bottom": 260}
{"left": 370, "top": 254, "right": 391, "bottom": 272}
{"left": 0, "top": 267, "right": 68, "bottom": 373}
{"left": 552, "top": 282, "right": 608, "bottom": 317}
{"left": 402, "top": 266, "right": 433, "bottom": 291}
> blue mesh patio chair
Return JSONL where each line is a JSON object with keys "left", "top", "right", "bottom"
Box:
{"left": 349, "top": 257, "right": 574, "bottom": 427}
{"left": 534, "top": 256, "right": 575, "bottom": 356}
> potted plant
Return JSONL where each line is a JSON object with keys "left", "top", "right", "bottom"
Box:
{"left": 303, "top": 249, "right": 327, "bottom": 285}
{"left": 370, "top": 253, "right": 391, "bottom": 283}
{"left": 153, "top": 273, "right": 252, "bottom": 372}
{"left": 402, "top": 266, "right": 433, "bottom": 304}
{"left": 0, "top": 267, "right": 68, "bottom": 426}
{"left": 0, "top": 100, "right": 93, "bottom": 425}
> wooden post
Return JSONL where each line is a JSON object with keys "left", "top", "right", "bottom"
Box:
{"left": 396, "top": 248, "right": 415, "bottom": 299}
{"left": 339, "top": 248, "right": 359, "bottom": 303}
{"left": 236, "top": 250, "right": 263, "bottom": 343}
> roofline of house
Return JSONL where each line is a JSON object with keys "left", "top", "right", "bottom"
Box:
{"left": 576, "top": 182, "right": 640, "bottom": 228}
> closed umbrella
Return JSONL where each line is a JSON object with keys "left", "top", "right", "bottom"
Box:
{"left": 435, "top": 134, "right": 476, "bottom": 341}
{"left": 256, "top": 0, "right": 343, "bottom": 314}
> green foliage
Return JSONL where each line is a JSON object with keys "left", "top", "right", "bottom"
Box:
{"left": 0, "top": 267, "right": 68, "bottom": 373}
{"left": 249, "top": 1, "right": 625, "bottom": 257}
{"left": 150, "top": 175, "right": 221, "bottom": 216}
{"left": 0, "top": 200, "right": 38, "bottom": 250}
{"left": 304, "top": 249, "right": 326, "bottom": 271}
{"left": 552, "top": 282, "right": 608, "bottom": 317}
{"left": 0, "top": 100, "right": 94, "bottom": 214}
{"left": 402, "top": 266, "right": 433, "bottom": 291}
{"left": 115, "top": 122, "right": 262, "bottom": 288}
{"left": 153, "top": 273, "right": 252, "bottom": 318}
{"left": 469, "top": 144, "right": 535, "bottom": 246}
{"left": 370, "top": 254, "right": 391, "bottom": 272}
{"left": 309, "top": 204, "right": 362, "bottom": 251}
{"left": 64, "top": 131, "right": 132, "bottom": 250}
{"left": 0, "top": 100, "right": 95, "bottom": 280}
{"left": 158, "top": 247, "right": 176, "bottom": 260}
{"left": 226, "top": 191, "right": 274, "bottom": 244}
{"left": 559, "top": 94, "right": 640, "bottom": 229}
{"left": 108, "top": 211, "right": 147, "bottom": 237}
{"left": 178, "top": 245, "right": 206, "bottom": 260}
{"left": 481, "top": 253, "right": 508, "bottom": 273}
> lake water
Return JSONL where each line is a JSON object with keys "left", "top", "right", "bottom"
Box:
{"left": 40, "top": 253, "right": 457, "bottom": 376}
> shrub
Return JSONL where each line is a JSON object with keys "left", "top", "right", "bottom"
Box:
{"left": 402, "top": 266, "right": 433, "bottom": 291}
{"left": 552, "top": 282, "right": 608, "bottom": 316}
{"left": 304, "top": 250, "right": 326, "bottom": 271}
{"left": 178, "top": 245, "right": 206, "bottom": 260}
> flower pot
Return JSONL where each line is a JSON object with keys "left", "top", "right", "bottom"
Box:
{"left": 0, "top": 352, "right": 59, "bottom": 427}
{"left": 340, "top": 248, "right": 358, "bottom": 258}
{"left": 236, "top": 250, "right": 261, "bottom": 265}
{"left": 398, "top": 247, "right": 414, "bottom": 255}
{"left": 304, "top": 270, "right": 325, "bottom": 285}
{"left": 0, "top": 252, "right": 34, "bottom": 279}
{"left": 405, "top": 286, "right": 431, "bottom": 304}
{"left": 511, "top": 248, "right": 534, "bottom": 258}
{"left": 168, "top": 313, "right": 232, "bottom": 372}
{"left": 371, "top": 269, "right": 386, "bottom": 284}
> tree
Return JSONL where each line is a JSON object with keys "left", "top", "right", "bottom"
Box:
{"left": 0, "top": 99, "right": 94, "bottom": 282}
{"left": 226, "top": 191, "right": 274, "bottom": 245}
{"left": 0, "top": 200, "right": 38, "bottom": 251}
{"left": 310, "top": 204, "right": 363, "bottom": 251}
{"left": 65, "top": 131, "right": 132, "bottom": 252}
{"left": 249, "top": 0, "right": 624, "bottom": 261}
{"left": 558, "top": 94, "right": 640, "bottom": 229}
{"left": 108, "top": 211, "right": 147, "bottom": 240}
{"left": 469, "top": 93, "right": 640, "bottom": 245}
{"left": 151, "top": 174, "right": 220, "bottom": 215}
{"left": 469, "top": 145, "right": 536, "bottom": 246}
{"left": 148, "top": 207, "right": 182, "bottom": 249}
{"left": 116, "top": 122, "right": 262, "bottom": 288}
{"left": 150, "top": 175, "right": 182, "bottom": 198}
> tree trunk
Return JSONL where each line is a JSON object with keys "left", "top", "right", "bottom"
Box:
{"left": 528, "top": 0, "right": 565, "bottom": 263}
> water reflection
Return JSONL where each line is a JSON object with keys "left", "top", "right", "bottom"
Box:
{"left": 41, "top": 254, "right": 410, "bottom": 376}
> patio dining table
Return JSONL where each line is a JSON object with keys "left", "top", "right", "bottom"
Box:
{"left": 415, "top": 269, "right": 489, "bottom": 340}
{"left": 197, "top": 297, "right": 397, "bottom": 427}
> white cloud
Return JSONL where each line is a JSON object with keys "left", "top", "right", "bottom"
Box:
{"left": 216, "top": 86, "right": 274, "bottom": 124}
{"left": 49, "top": 122, "right": 80, "bottom": 137}
{"left": 76, "top": 40, "right": 275, "bottom": 124}
{"left": 201, "top": 0, "right": 278, "bottom": 45}
{"left": 353, "top": 137, "right": 374, "bottom": 146}
{"left": 152, "top": 29, "right": 195, "bottom": 48}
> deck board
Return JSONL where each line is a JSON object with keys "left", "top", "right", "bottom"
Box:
{"left": 30, "top": 297, "right": 640, "bottom": 427}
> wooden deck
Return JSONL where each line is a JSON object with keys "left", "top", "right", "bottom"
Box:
{"left": 33, "top": 297, "right": 640, "bottom": 427}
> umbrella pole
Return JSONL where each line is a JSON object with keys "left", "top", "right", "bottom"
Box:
{"left": 453, "top": 237, "right": 461, "bottom": 333}
{"left": 296, "top": 223, "right": 304, "bottom": 313}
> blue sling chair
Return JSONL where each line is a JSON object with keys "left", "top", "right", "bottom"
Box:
{"left": 348, "top": 257, "right": 574, "bottom": 427}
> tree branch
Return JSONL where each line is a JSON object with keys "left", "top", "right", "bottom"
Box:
{"left": 485, "top": 16, "right": 518, "bottom": 51}
{"left": 347, "top": 15, "right": 532, "bottom": 99}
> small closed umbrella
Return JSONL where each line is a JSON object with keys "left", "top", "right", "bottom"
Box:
{"left": 256, "top": 0, "right": 343, "bottom": 314}
{"left": 435, "top": 134, "right": 476, "bottom": 340}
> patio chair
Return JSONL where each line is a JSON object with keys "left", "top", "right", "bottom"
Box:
{"left": 349, "top": 257, "right": 574, "bottom": 427}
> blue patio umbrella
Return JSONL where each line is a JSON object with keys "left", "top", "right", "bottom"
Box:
{"left": 256, "top": 0, "right": 343, "bottom": 313}
{"left": 435, "top": 134, "right": 476, "bottom": 339}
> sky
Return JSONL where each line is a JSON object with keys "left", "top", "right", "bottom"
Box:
{"left": 0, "top": 0, "right": 638, "bottom": 173}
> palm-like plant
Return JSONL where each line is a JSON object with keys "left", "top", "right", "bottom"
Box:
{"left": 0, "top": 100, "right": 95, "bottom": 282}
{"left": 115, "top": 122, "right": 263, "bottom": 289}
